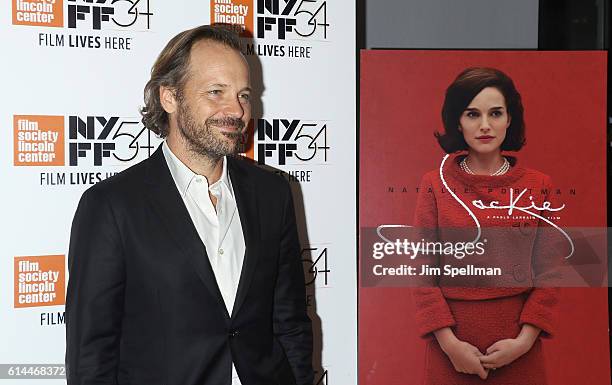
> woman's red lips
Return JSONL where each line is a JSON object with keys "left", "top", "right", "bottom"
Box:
{"left": 476, "top": 135, "right": 495, "bottom": 143}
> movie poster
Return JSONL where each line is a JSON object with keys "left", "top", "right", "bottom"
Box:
{"left": 359, "top": 51, "right": 609, "bottom": 385}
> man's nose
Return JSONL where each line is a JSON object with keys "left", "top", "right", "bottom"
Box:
{"left": 223, "top": 96, "right": 244, "bottom": 119}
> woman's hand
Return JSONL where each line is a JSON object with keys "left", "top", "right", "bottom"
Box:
{"left": 480, "top": 324, "right": 541, "bottom": 370}
{"left": 434, "top": 328, "right": 489, "bottom": 380}
{"left": 479, "top": 338, "right": 530, "bottom": 369}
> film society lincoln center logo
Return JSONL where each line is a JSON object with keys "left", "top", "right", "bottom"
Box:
{"left": 14, "top": 255, "right": 65, "bottom": 308}
{"left": 14, "top": 115, "right": 64, "bottom": 166}
{"left": 211, "top": 0, "right": 329, "bottom": 40}
{"left": 12, "top": 0, "right": 63, "bottom": 28}
{"left": 211, "top": 0, "right": 254, "bottom": 37}
{"left": 13, "top": 114, "right": 157, "bottom": 169}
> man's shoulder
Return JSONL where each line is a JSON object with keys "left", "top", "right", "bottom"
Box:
{"left": 228, "top": 156, "right": 289, "bottom": 193}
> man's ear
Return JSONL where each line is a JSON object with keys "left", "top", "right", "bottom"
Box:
{"left": 160, "top": 86, "right": 178, "bottom": 114}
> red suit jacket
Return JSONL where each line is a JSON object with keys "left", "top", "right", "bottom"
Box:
{"left": 413, "top": 155, "right": 561, "bottom": 337}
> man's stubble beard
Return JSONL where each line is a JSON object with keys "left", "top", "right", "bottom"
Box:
{"left": 176, "top": 97, "right": 247, "bottom": 161}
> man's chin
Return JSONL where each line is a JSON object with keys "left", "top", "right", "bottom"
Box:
{"left": 220, "top": 139, "right": 244, "bottom": 156}
{"left": 219, "top": 130, "right": 244, "bottom": 139}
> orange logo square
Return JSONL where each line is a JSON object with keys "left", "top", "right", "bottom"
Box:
{"left": 14, "top": 255, "right": 65, "bottom": 308}
{"left": 12, "top": 0, "right": 64, "bottom": 28}
{"left": 211, "top": 0, "right": 254, "bottom": 37}
{"left": 14, "top": 115, "right": 65, "bottom": 166}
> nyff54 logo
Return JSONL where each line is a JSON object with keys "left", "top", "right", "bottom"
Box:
{"left": 256, "top": 118, "right": 329, "bottom": 165}
{"left": 67, "top": 0, "right": 152, "bottom": 30}
{"left": 14, "top": 114, "right": 157, "bottom": 167}
{"left": 257, "top": 0, "right": 329, "bottom": 40}
{"left": 69, "top": 115, "right": 155, "bottom": 166}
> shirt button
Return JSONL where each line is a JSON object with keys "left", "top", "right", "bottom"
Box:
{"left": 219, "top": 248, "right": 224, "bottom": 255}
{"left": 229, "top": 330, "right": 239, "bottom": 338}
{"left": 195, "top": 177, "right": 202, "bottom": 183}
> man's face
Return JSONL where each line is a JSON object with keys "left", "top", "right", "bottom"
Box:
{"left": 173, "top": 40, "right": 251, "bottom": 159}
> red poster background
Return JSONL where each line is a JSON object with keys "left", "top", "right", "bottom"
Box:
{"left": 359, "top": 51, "right": 609, "bottom": 385}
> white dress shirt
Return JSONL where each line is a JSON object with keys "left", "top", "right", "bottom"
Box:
{"left": 162, "top": 141, "right": 245, "bottom": 385}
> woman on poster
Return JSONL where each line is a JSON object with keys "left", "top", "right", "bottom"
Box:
{"left": 412, "top": 67, "right": 562, "bottom": 385}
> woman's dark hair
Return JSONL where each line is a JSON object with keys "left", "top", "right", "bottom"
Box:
{"left": 435, "top": 67, "right": 526, "bottom": 153}
{"left": 140, "top": 25, "right": 242, "bottom": 137}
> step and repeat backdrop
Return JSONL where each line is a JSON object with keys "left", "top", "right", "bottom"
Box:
{"left": 2, "top": 1, "right": 356, "bottom": 384}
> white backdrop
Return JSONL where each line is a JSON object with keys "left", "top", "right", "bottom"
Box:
{"left": 2, "top": 1, "right": 356, "bottom": 384}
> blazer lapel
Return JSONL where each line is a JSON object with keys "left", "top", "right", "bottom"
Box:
{"left": 144, "top": 146, "right": 229, "bottom": 319}
{"left": 228, "top": 157, "right": 260, "bottom": 319}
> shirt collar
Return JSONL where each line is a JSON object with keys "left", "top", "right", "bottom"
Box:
{"left": 162, "top": 141, "right": 232, "bottom": 197}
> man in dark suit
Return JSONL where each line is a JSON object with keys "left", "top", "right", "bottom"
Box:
{"left": 65, "top": 25, "right": 313, "bottom": 385}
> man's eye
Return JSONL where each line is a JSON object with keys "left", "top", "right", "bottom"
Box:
{"left": 239, "top": 94, "right": 251, "bottom": 101}
{"left": 208, "top": 90, "right": 222, "bottom": 95}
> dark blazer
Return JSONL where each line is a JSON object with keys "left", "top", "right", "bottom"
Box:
{"left": 65, "top": 145, "right": 313, "bottom": 385}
